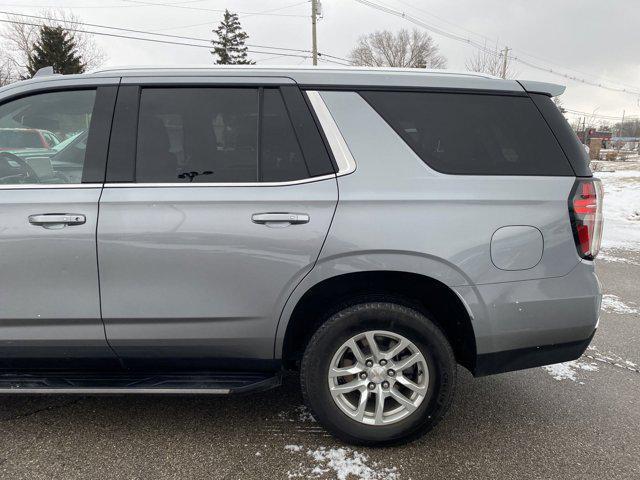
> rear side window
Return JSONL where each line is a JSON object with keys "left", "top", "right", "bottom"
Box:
{"left": 136, "top": 87, "right": 312, "bottom": 183}
{"left": 361, "top": 91, "right": 573, "bottom": 176}
{"left": 530, "top": 93, "right": 591, "bottom": 177}
{"left": 261, "top": 89, "right": 309, "bottom": 182}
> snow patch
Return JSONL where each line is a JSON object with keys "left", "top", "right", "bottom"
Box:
{"left": 542, "top": 360, "right": 599, "bottom": 381}
{"left": 295, "top": 405, "right": 316, "bottom": 423}
{"left": 586, "top": 346, "right": 639, "bottom": 372}
{"left": 286, "top": 447, "right": 399, "bottom": 480}
{"left": 278, "top": 405, "right": 317, "bottom": 423}
{"left": 602, "top": 294, "right": 640, "bottom": 315}
{"left": 597, "top": 251, "right": 640, "bottom": 266}
{"left": 597, "top": 170, "right": 640, "bottom": 252}
{"left": 285, "top": 445, "right": 303, "bottom": 452}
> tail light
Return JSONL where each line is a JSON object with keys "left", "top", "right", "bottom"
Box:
{"left": 569, "top": 178, "right": 604, "bottom": 260}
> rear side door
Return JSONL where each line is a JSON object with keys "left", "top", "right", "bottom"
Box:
{"left": 97, "top": 78, "right": 338, "bottom": 370}
{"left": 0, "top": 82, "right": 119, "bottom": 370}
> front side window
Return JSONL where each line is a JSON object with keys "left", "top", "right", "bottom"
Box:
{"left": 135, "top": 87, "right": 310, "bottom": 183}
{"left": 361, "top": 91, "right": 574, "bottom": 176}
{"left": 0, "top": 90, "right": 96, "bottom": 184}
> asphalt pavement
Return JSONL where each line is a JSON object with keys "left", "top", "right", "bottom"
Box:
{"left": 0, "top": 254, "right": 638, "bottom": 480}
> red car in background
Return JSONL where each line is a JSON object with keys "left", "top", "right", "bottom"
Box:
{"left": 0, "top": 128, "right": 60, "bottom": 151}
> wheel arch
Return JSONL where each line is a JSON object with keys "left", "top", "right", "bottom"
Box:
{"left": 275, "top": 254, "right": 478, "bottom": 372}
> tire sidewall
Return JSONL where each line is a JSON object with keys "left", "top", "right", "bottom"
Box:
{"left": 301, "top": 302, "right": 456, "bottom": 446}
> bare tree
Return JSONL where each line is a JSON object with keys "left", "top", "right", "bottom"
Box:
{"left": 553, "top": 96, "right": 566, "bottom": 114}
{"left": 465, "top": 47, "right": 515, "bottom": 79}
{"left": 0, "top": 39, "right": 18, "bottom": 86}
{"left": 0, "top": 10, "right": 106, "bottom": 81}
{"left": 0, "top": 57, "right": 17, "bottom": 87}
{"left": 349, "top": 28, "right": 447, "bottom": 69}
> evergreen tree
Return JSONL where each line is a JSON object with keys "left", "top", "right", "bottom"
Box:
{"left": 211, "top": 10, "right": 254, "bottom": 65}
{"left": 27, "top": 25, "right": 85, "bottom": 76}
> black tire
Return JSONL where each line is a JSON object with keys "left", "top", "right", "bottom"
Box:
{"left": 300, "top": 301, "right": 456, "bottom": 447}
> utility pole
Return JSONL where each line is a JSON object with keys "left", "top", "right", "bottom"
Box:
{"left": 500, "top": 46, "right": 510, "bottom": 79}
{"left": 311, "top": 0, "right": 318, "bottom": 66}
{"left": 582, "top": 117, "right": 588, "bottom": 145}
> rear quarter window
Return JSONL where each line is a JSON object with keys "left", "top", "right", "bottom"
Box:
{"left": 360, "top": 91, "right": 574, "bottom": 176}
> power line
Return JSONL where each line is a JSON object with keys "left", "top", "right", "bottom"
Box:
{"left": 391, "top": 0, "right": 495, "bottom": 45}
{"left": 0, "top": 17, "right": 314, "bottom": 59}
{"left": 509, "top": 55, "right": 640, "bottom": 96}
{"left": 353, "top": 0, "right": 640, "bottom": 97}
{"left": 564, "top": 109, "right": 639, "bottom": 121}
{"left": 242, "top": 1, "right": 310, "bottom": 19}
{"left": 0, "top": 0, "right": 197, "bottom": 8}
{"left": 121, "top": 0, "right": 308, "bottom": 17}
{"left": 150, "top": 0, "right": 311, "bottom": 30}
{"left": 507, "top": 47, "right": 640, "bottom": 92}
{"left": 0, "top": 10, "right": 350, "bottom": 62}
{"left": 0, "top": 0, "right": 309, "bottom": 16}
{"left": 353, "top": 0, "right": 494, "bottom": 53}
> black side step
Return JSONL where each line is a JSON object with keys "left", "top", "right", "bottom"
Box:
{"left": 0, "top": 372, "right": 281, "bottom": 395}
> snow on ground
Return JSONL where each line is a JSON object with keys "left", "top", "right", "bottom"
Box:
{"left": 585, "top": 346, "right": 640, "bottom": 373}
{"left": 285, "top": 445, "right": 304, "bottom": 452}
{"left": 597, "top": 251, "right": 640, "bottom": 266}
{"left": 601, "top": 294, "right": 640, "bottom": 315}
{"left": 596, "top": 167, "right": 640, "bottom": 253}
{"left": 287, "top": 447, "right": 399, "bottom": 480}
{"left": 278, "top": 405, "right": 317, "bottom": 423}
{"left": 542, "top": 360, "right": 599, "bottom": 382}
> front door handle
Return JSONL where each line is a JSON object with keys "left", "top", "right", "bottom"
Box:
{"left": 251, "top": 213, "right": 310, "bottom": 225}
{"left": 29, "top": 213, "right": 86, "bottom": 227}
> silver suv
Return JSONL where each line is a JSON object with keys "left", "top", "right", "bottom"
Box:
{"left": 0, "top": 67, "right": 602, "bottom": 446}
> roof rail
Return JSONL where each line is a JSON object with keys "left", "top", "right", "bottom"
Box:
{"left": 33, "top": 66, "right": 58, "bottom": 78}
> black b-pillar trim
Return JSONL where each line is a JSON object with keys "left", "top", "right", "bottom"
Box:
{"left": 105, "top": 85, "right": 140, "bottom": 183}
{"left": 82, "top": 86, "right": 118, "bottom": 184}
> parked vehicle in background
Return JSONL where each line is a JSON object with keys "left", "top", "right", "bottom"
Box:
{"left": 0, "top": 130, "right": 88, "bottom": 183}
{"left": 0, "top": 66, "right": 603, "bottom": 446}
{"left": 0, "top": 127, "right": 60, "bottom": 150}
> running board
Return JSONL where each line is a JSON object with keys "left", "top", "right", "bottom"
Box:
{"left": 0, "top": 372, "right": 280, "bottom": 395}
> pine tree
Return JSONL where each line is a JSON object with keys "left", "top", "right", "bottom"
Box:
{"left": 26, "top": 25, "right": 85, "bottom": 76}
{"left": 211, "top": 10, "right": 254, "bottom": 65}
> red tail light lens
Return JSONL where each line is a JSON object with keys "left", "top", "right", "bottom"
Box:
{"left": 569, "top": 178, "right": 603, "bottom": 260}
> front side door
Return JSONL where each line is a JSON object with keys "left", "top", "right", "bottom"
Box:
{"left": 98, "top": 82, "right": 338, "bottom": 370}
{"left": 0, "top": 85, "right": 119, "bottom": 370}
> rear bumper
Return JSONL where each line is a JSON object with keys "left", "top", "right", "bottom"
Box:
{"left": 453, "top": 260, "right": 601, "bottom": 376}
{"left": 473, "top": 330, "right": 595, "bottom": 376}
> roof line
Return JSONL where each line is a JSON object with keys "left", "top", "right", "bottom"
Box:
{"left": 90, "top": 65, "right": 500, "bottom": 80}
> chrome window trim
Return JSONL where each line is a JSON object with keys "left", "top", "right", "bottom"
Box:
{"left": 104, "top": 174, "right": 336, "bottom": 188}
{"left": 0, "top": 183, "right": 102, "bottom": 190}
{"left": 304, "top": 90, "right": 357, "bottom": 176}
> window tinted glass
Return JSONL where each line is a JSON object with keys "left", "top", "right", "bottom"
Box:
{"left": 261, "top": 89, "right": 309, "bottom": 182}
{"left": 136, "top": 88, "right": 259, "bottom": 183}
{"left": 0, "top": 90, "right": 96, "bottom": 184}
{"left": 530, "top": 93, "right": 589, "bottom": 177}
{"left": 361, "top": 91, "right": 573, "bottom": 176}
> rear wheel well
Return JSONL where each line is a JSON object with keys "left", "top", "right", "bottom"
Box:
{"left": 282, "top": 271, "right": 476, "bottom": 371}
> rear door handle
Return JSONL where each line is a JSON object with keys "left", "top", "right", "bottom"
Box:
{"left": 251, "top": 213, "right": 310, "bottom": 225}
{"left": 29, "top": 214, "right": 86, "bottom": 227}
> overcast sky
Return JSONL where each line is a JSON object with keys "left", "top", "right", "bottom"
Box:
{"left": 3, "top": 0, "right": 640, "bottom": 125}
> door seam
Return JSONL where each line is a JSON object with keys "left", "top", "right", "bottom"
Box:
{"left": 95, "top": 184, "right": 126, "bottom": 368}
